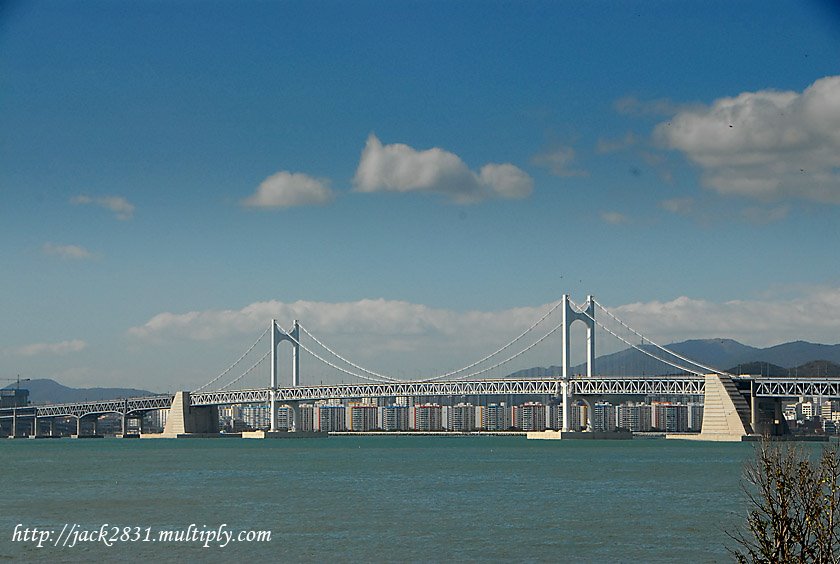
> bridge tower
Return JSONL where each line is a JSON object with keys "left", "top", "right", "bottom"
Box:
{"left": 270, "top": 319, "right": 300, "bottom": 432}
{"left": 561, "top": 295, "right": 595, "bottom": 432}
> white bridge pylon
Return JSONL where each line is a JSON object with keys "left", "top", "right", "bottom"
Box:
{"left": 270, "top": 319, "right": 299, "bottom": 432}
{"left": 561, "top": 294, "right": 595, "bottom": 432}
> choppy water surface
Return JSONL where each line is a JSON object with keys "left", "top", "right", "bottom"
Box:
{"left": 0, "top": 436, "right": 763, "bottom": 562}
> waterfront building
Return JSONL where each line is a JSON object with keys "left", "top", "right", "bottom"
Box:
{"left": 592, "top": 402, "right": 616, "bottom": 432}
{"left": 571, "top": 402, "right": 587, "bottom": 431}
{"left": 516, "top": 402, "right": 547, "bottom": 431}
{"left": 144, "top": 409, "right": 169, "bottom": 433}
{"left": 318, "top": 404, "right": 346, "bottom": 432}
{"left": 651, "top": 402, "right": 689, "bottom": 432}
{"left": 617, "top": 402, "right": 652, "bottom": 432}
{"left": 482, "top": 403, "right": 510, "bottom": 431}
{"left": 298, "top": 404, "right": 316, "bottom": 432}
{"left": 350, "top": 404, "right": 379, "bottom": 431}
{"left": 241, "top": 404, "right": 270, "bottom": 429}
{"left": 380, "top": 405, "right": 410, "bottom": 431}
{"left": 687, "top": 403, "right": 704, "bottom": 431}
{"left": 548, "top": 404, "right": 562, "bottom": 430}
{"left": 413, "top": 404, "right": 443, "bottom": 431}
{"left": 449, "top": 403, "right": 476, "bottom": 432}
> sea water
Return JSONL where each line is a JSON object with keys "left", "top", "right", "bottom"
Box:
{"left": 0, "top": 436, "right": 766, "bottom": 562}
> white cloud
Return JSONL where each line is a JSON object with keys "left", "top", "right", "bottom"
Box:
{"left": 127, "top": 288, "right": 840, "bottom": 385}
{"left": 353, "top": 134, "right": 533, "bottom": 203}
{"left": 531, "top": 146, "right": 588, "bottom": 177}
{"left": 741, "top": 204, "right": 790, "bottom": 224}
{"left": 242, "top": 171, "right": 334, "bottom": 209}
{"left": 13, "top": 339, "right": 87, "bottom": 357}
{"left": 72, "top": 195, "right": 135, "bottom": 220}
{"left": 42, "top": 242, "right": 96, "bottom": 260}
{"left": 654, "top": 75, "right": 840, "bottom": 203}
{"left": 609, "top": 287, "right": 840, "bottom": 348}
{"left": 660, "top": 197, "right": 694, "bottom": 215}
{"left": 600, "top": 211, "right": 629, "bottom": 225}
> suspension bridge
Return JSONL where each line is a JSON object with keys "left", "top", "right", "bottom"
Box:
{"left": 2, "top": 295, "right": 838, "bottom": 441}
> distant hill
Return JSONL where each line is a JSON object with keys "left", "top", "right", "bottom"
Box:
{"left": 510, "top": 338, "right": 840, "bottom": 378}
{"left": 723, "top": 360, "right": 840, "bottom": 377}
{"left": 2, "top": 379, "right": 157, "bottom": 405}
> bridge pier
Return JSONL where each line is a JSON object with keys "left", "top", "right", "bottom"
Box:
{"left": 161, "top": 391, "right": 220, "bottom": 437}
{"left": 669, "top": 374, "right": 753, "bottom": 441}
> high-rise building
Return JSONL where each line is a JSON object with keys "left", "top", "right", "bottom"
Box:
{"left": 651, "top": 403, "right": 689, "bottom": 432}
{"left": 592, "top": 402, "right": 616, "bottom": 432}
{"left": 449, "top": 403, "right": 476, "bottom": 432}
{"left": 687, "top": 403, "right": 704, "bottom": 431}
{"left": 482, "top": 403, "right": 510, "bottom": 431}
{"left": 350, "top": 405, "right": 379, "bottom": 431}
{"left": 241, "top": 404, "right": 270, "bottom": 429}
{"left": 413, "top": 404, "right": 443, "bottom": 431}
{"left": 318, "top": 405, "right": 346, "bottom": 432}
{"left": 517, "top": 402, "right": 547, "bottom": 431}
{"left": 617, "top": 402, "right": 652, "bottom": 432}
{"left": 298, "top": 404, "right": 316, "bottom": 432}
{"left": 380, "top": 405, "right": 410, "bottom": 431}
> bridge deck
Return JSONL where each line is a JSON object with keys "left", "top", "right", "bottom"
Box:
{"left": 2, "top": 376, "right": 839, "bottom": 420}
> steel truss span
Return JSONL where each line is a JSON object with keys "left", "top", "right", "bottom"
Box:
{"left": 8, "top": 377, "right": 840, "bottom": 420}
{"left": 0, "top": 396, "right": 173, "bottom": 420}
{"left": 189, "top": 377, "right": 707, "bottom": 406}
{"left": 753, "top": 378, "right": 840, "bottom": 399}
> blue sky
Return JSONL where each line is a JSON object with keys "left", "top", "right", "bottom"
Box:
{"left": 2, "top": 1, "right": 840, "bottom": 391}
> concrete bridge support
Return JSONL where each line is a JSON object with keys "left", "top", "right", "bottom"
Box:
{"left": 161, "top": 391, "right": 220, "bottom": 437}
{"left": 672, "top": 374, "right": 754, "bottom": 441}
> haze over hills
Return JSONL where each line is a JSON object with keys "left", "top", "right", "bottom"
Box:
{"left": 509, "top": 338, "right": 840, "bottom": 378}
{"left": 1, "top": 379, "right": 156, "bottom": 405}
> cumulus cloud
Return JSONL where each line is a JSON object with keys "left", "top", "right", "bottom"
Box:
{"left": 72, "top": 195, "right": 134, "bottom": 220}
{"left": 242, "top": 171, "right": 334, "bottom": 209}
{"left": 609, "top": 287, "right": 840, "bottom": 348}
{"left": 660, "top": 197, "right": 694, "bottom": 215}
{"left": 353, "top": 134, "right": 533, "bottom": 203}
{"left": 127, "top": 288, "right": 840, "bottom": 385}
{"left": 531, "top": 146, "right": 588, "bottom": 177}
{"left": 13, "top": 339, "right": 87, "bottom": 357}
{"left": 127, "top": 298, "right": 561, "bottom": 379}
{"left": 654, "top": 75, "right": 840, "bottom": 203}
{"left": 42, "top": 242, "right": 95, "bottom": 260}
{"left": 600, "top": 211, "right": 629, "bottom": 225}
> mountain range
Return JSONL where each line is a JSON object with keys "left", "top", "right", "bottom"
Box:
{"left": 2, "top": 379, "right": 156, "bottom": 405}
{"left": 509, "top": 338, "right": 840, "bottom": 378}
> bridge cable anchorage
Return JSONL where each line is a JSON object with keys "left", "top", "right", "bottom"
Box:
{"left": 219, "top": 349, "right": 271, "bottom": 390}
{"left": 590, "top": 298, "right": 734, "bottom": 377}
{"left": 297, "top": 324, "right": 402, "bottom": 382}
{"left": 192, "top": 326, "right": 270, "bottom": 392}
{"left": 569, "top": 299, "right": 709, "bottom": 377}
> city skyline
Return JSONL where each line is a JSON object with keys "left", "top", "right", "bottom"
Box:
{"left": 2, "top": 2, "right": 840, "bottom": 390}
